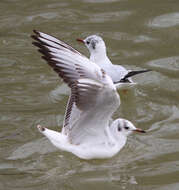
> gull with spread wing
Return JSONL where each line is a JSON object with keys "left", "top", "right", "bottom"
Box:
{"left": 32, "top": 31, "right": 146, "bottom": 159}
{"left": 77, "top": 35, "right": 150, "bottom": 87}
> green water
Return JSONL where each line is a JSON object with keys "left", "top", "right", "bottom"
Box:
{"left": 0, "top": 0, "right": 179, "bottom": 189}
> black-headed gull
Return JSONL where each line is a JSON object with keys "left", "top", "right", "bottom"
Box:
{"left": 77, "top": 35, "right": 150, "bottom": 87}
{"left": 32, "top": 31, "right": 146, "bottom": 160}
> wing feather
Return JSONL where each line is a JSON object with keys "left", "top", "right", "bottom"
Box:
{"left": 32, "top": 30, "right": 85, "bottom": 56}
{"left": 32, "top": 31, "right": 119, "bottom": 144}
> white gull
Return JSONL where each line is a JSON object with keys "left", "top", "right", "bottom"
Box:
{"left": 77, "top": 35, "right": 150, "bottom": 88}
{"left": 32, "top": 31, "right": 146, "bottom": 160}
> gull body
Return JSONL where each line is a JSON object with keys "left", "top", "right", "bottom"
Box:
{"left": 32, "top": 31, "right": 146, "bottom": 160}
{"left": 77, "top": 35, "right": 150, "bottom": 86}
{"left": 37, "top": 118, "right": 133, "bottom": 159}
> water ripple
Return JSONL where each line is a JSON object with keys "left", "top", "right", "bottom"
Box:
{"left": 88, "top": 11, "right": 132, "bottom": 23}
{"left": 149, "top": 12, "right": 179, "bottom": 28}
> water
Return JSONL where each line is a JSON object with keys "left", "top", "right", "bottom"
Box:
{"left": 0, "top": 0, "right": 179, "bottom": 189}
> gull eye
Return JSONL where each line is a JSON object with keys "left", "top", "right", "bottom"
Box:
{"left": 86, "top": 41, "right": 90, "bottom": 45}
{"left": 124, "top": 126, "right": 129, "bottom": 130}
{"left": 118, "top": 127, "right": 121, "bottom": 131}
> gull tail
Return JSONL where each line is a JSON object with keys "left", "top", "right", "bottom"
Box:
{"left": 118, "top": 69, "right": 151, "bottom": 83}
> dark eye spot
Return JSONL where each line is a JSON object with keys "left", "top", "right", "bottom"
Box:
{"left": 124, "top": 126, "right": 129, "bottom": 130}
{"left": 118, "top": 127, "right": 121, "bottom": 131}
{"left": 86, "top": 41, "right": 90, "bottom": 45}
{"left": 91, "top": 41, "right": 96, "bottom": 49}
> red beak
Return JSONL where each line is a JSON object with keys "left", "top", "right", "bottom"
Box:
{"left": 134, "top": 128, "right": 146, "bottom": 133}
{"left": 76, "top": 38, "right": 85, "bottom": 44}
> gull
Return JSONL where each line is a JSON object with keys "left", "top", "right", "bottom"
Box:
{"left": 31, "top": 30, "right": 146, "bottom": 160}
{"left": 77, "top": 35, "right": 150, "bottom": 88}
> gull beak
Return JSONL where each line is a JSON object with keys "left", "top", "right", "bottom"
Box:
{"left": 134, "top": 128, "right": 146, "bottom": 133}
{"left": 77, "top": 38, "right": 85, "bottom": 44}
{"left": 37, "top": 125, "right": 46, "bottom": 132}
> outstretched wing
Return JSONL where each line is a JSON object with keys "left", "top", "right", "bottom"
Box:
{"left": 31, "top": 31, "right": 119, "bottom": 144}
{"left": 32, "top": 30, "right": 86, "bottom": 58}
{"left": 31, "top": 30, "right": 108, "bottom": 87}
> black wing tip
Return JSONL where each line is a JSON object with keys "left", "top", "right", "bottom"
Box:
{"left": 116, "top": 69, "right": 152, "bottom": 83}
{"left": 31, "top": 34, "right": 37, "bottom": 40}
{"left": 31, "top": 30, "right": 60, "bottom": 71}
{"left": 131, "top": 69, "right": 152, "bottom": 74}
{"left": 141, "top": 69, "right": 152, "bottom": 72}
{"left": 32, "top": 41, "right": 40, "bottom": 47}
{"left": 126, "top": 69, "right": 152, "bottom": 78}
{"left": 33, "top": 29, "right": 39, "bottom": 35}
{"left": 31, "top": 30, "right": 41, "bottom": 41}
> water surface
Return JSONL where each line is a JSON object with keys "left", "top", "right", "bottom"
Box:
{"left": 0, "top": 0, "right": 179, "bottom": 189}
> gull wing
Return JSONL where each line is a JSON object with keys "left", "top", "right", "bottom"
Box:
{"left": 31, "top": 30, "right": 108, "bottom": 87}
{"left": 32, "top": 31, "right": 120, "bottom": 144}
{"left": 68, "top": 78, "right": 119, "bottom": 145}
{"left": 32, "top": 30, "right": 86, "bottom": 57}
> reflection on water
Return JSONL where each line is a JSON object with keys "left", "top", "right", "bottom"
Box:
{"left": 0, "top": 0, "right": 179, "bottom": 189}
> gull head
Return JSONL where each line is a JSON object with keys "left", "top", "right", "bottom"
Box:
{"left": 77, "top": 35, "right": 106, "bottom": 54}
{"left": 111, "top": 119, "right": 146, "bottom": 138}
